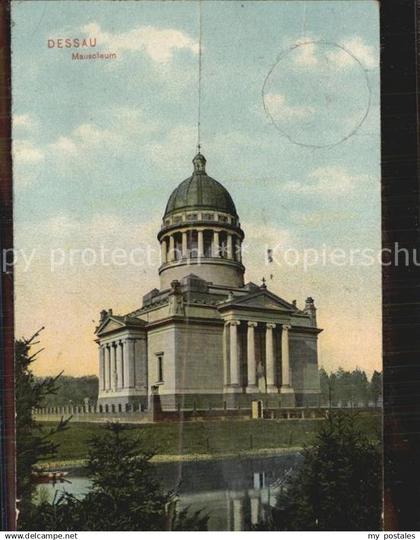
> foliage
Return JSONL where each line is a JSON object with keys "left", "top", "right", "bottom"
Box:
{"left": 31, "top": 423, "right": 208, "bottom": 531}
{"left": 319, "top": 368, "right": 382, "bottom": 407}
{"left": 256, "top": 412, "right": 382, "bottom": 531}
{"left": 34, "top": 375, "right": 99, "bottom": 407}
{"left": 15, "top": 329, "right": 70, "bottom": 529}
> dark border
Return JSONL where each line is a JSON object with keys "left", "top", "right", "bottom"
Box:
{"left": 0, "top": 0, "right": 15, "bottom": 531}
{"left": 381, "top": 0, "right": 420, "bottom": 531}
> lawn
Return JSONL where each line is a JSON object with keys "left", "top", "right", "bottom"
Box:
{"left": 39, "top": 412, "right": 381, "bottom": 463}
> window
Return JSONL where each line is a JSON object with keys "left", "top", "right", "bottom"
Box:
{"left": 187, "top": 213, "right": 198, "bottom": 221}
{"left": 157, "top": 354, "right": 164, "bottom": 383}
{"left": 203, "top": 213, "right": 214, "bottom": 221}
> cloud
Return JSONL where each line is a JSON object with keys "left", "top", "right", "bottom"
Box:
{"left": 13, "top": 114, "right": 35, "bottom": 129}
{"left": 13, "top": 140, "right": 45, "bottom": 189}
{"left": 290, "top": 37, "right": 377, "bottom": 70}
{"left": 48, "top": 124, "right": 118, "bottom": 162}
{"left": 50, "top": 136, "right": 78, "bottom": 156}
{"left": 81, "top": 22, "right": 199, "bottom": 64}
{"left": 49, "top": 107, "right": 160, "bottom": 160}
{"left": 13, "top": 139, "right": 44, "bottom": 164}
{"left": 265, "top": 93, "right": 314, "bottom": 120}
{"left": 283, "top": 166, "right": 364, "bottom": 196}
{"left": 327, "top": 37, "right": 378, "bottom": 69}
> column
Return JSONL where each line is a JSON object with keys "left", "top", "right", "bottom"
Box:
{"left": 105, "top": 345, "right": 111, "bottom": 390}
{"left": 161, "top": 239, "right": 167, "bottom": 264}
{"left": 250, "top": 497, "right": 260, "bottom": 526}
{"left": 223, "top": 322, "right": 229, "bottom": 387}
{"left": 169, "top": 235, "right": 175, "bottom": 261}
{"left": 232, "top": 498, "right": 243, "bottom": 531}
{"left": 130, "top": 339, "right": 136, "bottom": 387}
{"left": 212, "top": 230, "right": 220, "bottom": 257}
{"left": 227, "top": 233, "right": 233, "bottom": 259}
{"left": 197, "top": 229, "right": 204, "bottom": 258}
{"left": 111, "top": 343, "right": 117, "bottom": 391}
{"left": 280, "top": 324, "right": 293, "bottom": 393}
{"left": 229, "top": 321, "right": 240, "bottom": 387}
{"left": 237, "top": 238, "right": 242, "bottom": 262}
{"left": 116, "top": 341, "right": 123, "bottom": 389}
{"left": 265, "top": 323, "right": 277, "bottom": 393}
{"left": 182, "top": 231, "right": 188, "bottom": 258}
{"left": 246, "top": 322, "right": 258, "bottom": 392}
{"left": 98, "top": 346, "right": 105, "bottom": 391}
{"left": 123, "top": 339, "right": 129, "bottom": 388}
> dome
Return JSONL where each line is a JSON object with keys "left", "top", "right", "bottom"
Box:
{"left": 164, "top": 153, "right": 237, "bottom": 217}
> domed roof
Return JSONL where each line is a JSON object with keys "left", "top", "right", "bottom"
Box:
{"left": 164, "top": 153, "right": 237, "bottom": 217}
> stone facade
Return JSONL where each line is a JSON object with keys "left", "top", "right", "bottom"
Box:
{"left": 96, "top": 154, "right": 322, "bottom": 411}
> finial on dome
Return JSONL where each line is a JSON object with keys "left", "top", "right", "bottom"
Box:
{"left": 193, "top": 150, "right": 206, "bottom": 173}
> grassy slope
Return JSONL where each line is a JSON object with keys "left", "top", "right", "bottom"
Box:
{"left": 40, "top": 413, "right": 381, "bottom": 463}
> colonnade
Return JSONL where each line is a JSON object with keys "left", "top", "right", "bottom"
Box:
{"left": 223, "top": 321, "right": 292, "bottom": 393}
{"left": 99, "top": 339, "right": 137, "bottom": 392}
{"left": 161, "top": 229, "right": 241, "bottom": 263}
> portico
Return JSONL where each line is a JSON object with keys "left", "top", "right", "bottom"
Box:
{"left": 219, "top": 289, "right": 302, "bottom": 406}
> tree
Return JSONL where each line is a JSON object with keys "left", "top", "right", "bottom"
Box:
{"left": 318, "top": 368, "right": 330, "bottom": 406}
{"left": 320, "top": 368, "right": 376, "bottom": 408}
{"left": 32, "top": 423, "right": 208, "bottom": 531}
{"left": 35, "top": 375, "right": 99, "bottom": 407}
{"left": 370, "top": 371, "right": 382, "bottom": 407}
{"left": 256, "top": 412, "right": 382, "bottom": 531}
{"left": 351, "top": 369, "right": 369, "bottom": 407}
{"left": 319, "top": 368, "right": 337, "bottom": 407}
{"left": 15, "top": 329, "right": 69, "bottom": 529}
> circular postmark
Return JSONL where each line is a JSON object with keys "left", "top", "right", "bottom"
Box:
{"left": 262, "top": 40, "right": 372, "bottom": 149}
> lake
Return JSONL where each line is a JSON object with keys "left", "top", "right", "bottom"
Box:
{"left": 36, "top": 452, "right": 302, "bottom": 531}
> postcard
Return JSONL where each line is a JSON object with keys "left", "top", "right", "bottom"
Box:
{"left": 9, "top": 0, "right": 383, "bottom": 532}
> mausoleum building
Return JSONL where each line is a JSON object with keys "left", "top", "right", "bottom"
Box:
{"left": 95, "top": 153, "right": 322, "bottom": 412}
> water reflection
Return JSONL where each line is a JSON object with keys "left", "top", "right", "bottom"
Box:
{"left": 36, "top": 453, "right": 301, "bottom": 531}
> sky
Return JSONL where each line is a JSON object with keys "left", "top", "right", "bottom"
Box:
{"left": 11, "top": 0, "right": 381, "bottom": 376}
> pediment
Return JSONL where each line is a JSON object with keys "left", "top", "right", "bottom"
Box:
{"left": 95, "top": 314, "right": 146, "bottom": 336}
{"left": 218, "top": 289, "right": 296, "bottom": 313}
{"left": 241, "top": 295, "right": 289, "bottom": 310}
{"left": 95, "top": 316, "right": 126, "bottom": 336}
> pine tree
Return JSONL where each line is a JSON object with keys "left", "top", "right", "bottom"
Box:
{"left": 256, "top": 412, "right": 382, "bottom": 531}
{"left": 34, "top": 423, "right": 208, "bottom": 531}
{"left": 15, "top": 329, "right": 69, "bottom": 529}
